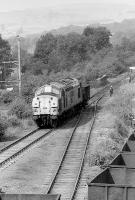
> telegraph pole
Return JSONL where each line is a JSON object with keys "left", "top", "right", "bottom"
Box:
{"left": 17, "top": 35, "right": 21, "bottom": 96}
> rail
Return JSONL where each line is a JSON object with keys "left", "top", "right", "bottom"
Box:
{"left": 46, "top": 112, "right": 82, "bottom": 194}
{"left": 1, "top": 74, "right": 123, "bottom": 156}
{"left": 0, "top": 74, "right": 126, "bottom": 176}
{"left": 0, "top": 129, "right": 52, "bottom": 168}
{"left": 0, "top": 82, "right": 110, "bottom": 167}
{"left": 46, "top": 94, "right": 104, "bottom": 200}
{"left": 0, "top": 128, "right": 39, "bottom": 154}
{"left": 70, "top": 95, "right": 103, "bottom": 200}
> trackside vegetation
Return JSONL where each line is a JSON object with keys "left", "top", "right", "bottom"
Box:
{"left": 89, "top": 83, "right": 135, "bottom": 167}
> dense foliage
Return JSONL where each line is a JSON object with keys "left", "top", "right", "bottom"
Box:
{"left": 31, "top": 27, "right": 111, "bottom": 73}
{"left": 0, "top": 24, "right": 135, "bottom": 139}
{"left": 0, "top": 35, "right": 13, "bottom": 88}
{"left": 20, "top": 25, "right": 133, "bottom": 86}
{"left": 0, "top": 116, "right": 9, "bottom": 137}
{"left": 3, "top": 25, "right": 135, "bottom": 104}
{"left": 8, "top": 97, "right": 32, "bottom": 119}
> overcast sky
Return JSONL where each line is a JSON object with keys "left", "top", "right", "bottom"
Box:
{"left": 0, "top": 0, "right": 135, "bottom": 12}
{"left": 0, "top": 0, "right": 135, "bottom": 37}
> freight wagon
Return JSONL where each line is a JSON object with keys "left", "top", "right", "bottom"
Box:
{"left": 88, "top": 133, "right": 135, "bottom": 200}
{"left": 0, "top": 194, "right": 61, "bottom": 200}
{"left": 32, "top": 77, "right": 90, "bottom": 128}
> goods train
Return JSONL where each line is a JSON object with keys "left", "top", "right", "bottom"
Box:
{"left": 32, "top": 77, "right": 90, "bottom": 128}
{"left": 88, "top": 133, "right": 135, "bottom": 200}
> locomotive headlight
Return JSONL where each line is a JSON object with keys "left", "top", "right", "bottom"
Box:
{"left": 33, "top": 99, "right": 40, "bottom": 108}
{"left": 33, "top": 108, "right": 38, "bottom": 112}
{"left": 53, "top": 108, "right": 57, "bottom": 113}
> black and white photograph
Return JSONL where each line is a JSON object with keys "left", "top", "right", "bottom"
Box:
{"left": 0, "top": 0, "right": 134, "bottom": 199}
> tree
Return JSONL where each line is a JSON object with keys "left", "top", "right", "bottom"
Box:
{"left": 0, "top": 35, "right": 11, "bottom": 62}
{"left": 83, "top": 26, "right": 112, "bottom": 51}
{"left": 94, "top": 27, "right": 112, "bottom": 50}
{"left": 25, "top": 26, "right": 115, "bottom": 78}
{"left": 34, "top": 33, "right": 57, "bottom": 64}
{"left": 83, "top": 27, "right": 95, "bottom": 37}
{"left": 21, "top": 73, "right": 47, "bottom": 103}
{"left": 56, "top": 33, "right": 82, "bottom": 62}
{"left": 0, "top": 35, "right": 13, "bottom": 88}
{"left": 56, "top": 33, "right": 88, "bottom": 67}
{"left": 22, "top": 58, "right": 48, "bottom": 75}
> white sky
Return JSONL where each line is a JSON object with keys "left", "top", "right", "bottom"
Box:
{"left": 1, "top": 0, "right": 135, "bottom": 12}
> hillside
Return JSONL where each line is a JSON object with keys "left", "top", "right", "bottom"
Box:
{"left": 50, "top": 19, "right": 135, "bottom": 37}
{"left": 7, "top": 18, "right": 135, "bottom": 54}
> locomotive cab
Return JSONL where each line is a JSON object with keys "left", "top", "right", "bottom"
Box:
{"left": 32, "top": 83, "right": 61, "bottom": 127}
{"left": 32, "top": 94, "right": 59, "bottom": 127}
{"left": 32, "top": 95, "right": 59, "bottom": 115}
{"left": 41, "top": 95, "right": 58, "bottom": 115}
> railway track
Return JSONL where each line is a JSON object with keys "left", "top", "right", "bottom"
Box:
{"left": 0, "top": 128, "right": 39, "bottom": 154}
{"left": 0, "top": 128, "right": 52, "bottom": 169}
{"left": 46, "top": 96, "right": 103, "bottom": 200}
{"left": 0, "top": 75, "right": 126, "bottom": 193}
{"left": 0, "top": 83, "right": 109, "bottom": 171}
{"left": 73, "top": 77, "right": 128, "bottom": 200}
{"left": 0, "top": 73, "right": 124, "bottom": 155}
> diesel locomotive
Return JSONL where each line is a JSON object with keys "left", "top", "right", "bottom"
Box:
{"left": 32, "top": 77, "right": 90, "bottom": 128}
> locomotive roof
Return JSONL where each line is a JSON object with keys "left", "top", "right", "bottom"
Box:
{"left": 51, "top": 77, "right": 80, "bottom": 89}
{"left": 35, "top": 77, "right": 80, "bottom": 95}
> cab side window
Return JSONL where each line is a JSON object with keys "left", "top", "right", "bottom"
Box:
{"left": 78, "top": 88, "right": 81, "bottom": 98}
{"left": 62, "top": 90, "right": 66, "bottom": 108}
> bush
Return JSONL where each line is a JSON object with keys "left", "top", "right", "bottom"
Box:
{"left": 0, "top": 116, "right": 9, "bottom": 137}
{"left": 21, "top": 118, "right": 36, "bottom": 129}
{"left": 27, "top": 118, "right": 35, "bottom": 126}
{"left": 110, "top": 129, "right": 125, "bottom": 144}
{"left": 8, "top": 97, "right": 32, "bottom": 119}
{"left": 8, "top": 116, "right": 22, "bottom": 127}
{"left": 21, "top": 74, "right": 46, "bottom": 103}
{"left": 0, "top": 91, "right": 15, "bottom": 104}
{"left": 90, "top": 138, "right": 120, "bottom": 167}
{"left": 104, "top": 83, "right": 135, "bottom": 126}
{"left": 115, "top": 118, "right": 129, "bottom": 138}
